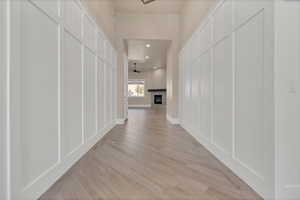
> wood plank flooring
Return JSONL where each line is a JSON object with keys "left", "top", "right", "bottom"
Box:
{"left": 41, "top": 107, "right": 262, "bottom": 200}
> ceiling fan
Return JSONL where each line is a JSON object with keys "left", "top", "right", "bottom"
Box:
{"left": 141, "top": 0, "right": 156, "bottom": 5}
{"left": 133, "top": 63, "right": 141, "bottom": 73}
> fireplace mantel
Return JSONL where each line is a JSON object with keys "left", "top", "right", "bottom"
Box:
{"left": 148, "top": 89, "right": 166, "bottom": 92}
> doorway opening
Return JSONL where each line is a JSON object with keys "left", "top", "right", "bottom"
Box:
{"left": 124, "top": 39, "right": 170, "bottom": 119}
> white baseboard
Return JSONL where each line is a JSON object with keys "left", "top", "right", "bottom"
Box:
{"left": 167, "top": 114, "right": 180, "bottom": 124}
{"left": 128, "top": 104, "right": 151, "bottom": 108}
{"left": 116, "top": 118, "right": 126, "bottom": 124}
{"left": 22, "top": 122, "right": 116, "bottom": 200}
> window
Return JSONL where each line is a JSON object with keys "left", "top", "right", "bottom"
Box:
{"left": 128, "top": 80, "right": 145, "bottom": 97}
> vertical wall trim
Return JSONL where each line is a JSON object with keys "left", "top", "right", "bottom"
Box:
{"left": 81, "top": 11, "right": 85, "bottom": 145}
{"left": 210, "top": 15, "right": 214, "bottom": 144}
{"left": 58, "top": 0, "right": 63, "bottom": 164}
{"left": 231, "top": 0, "right": 236, "bottom": 159}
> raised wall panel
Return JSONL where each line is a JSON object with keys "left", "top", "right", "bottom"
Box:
{"left": 97, "top": 60, "right": 104, "bottom": 131}
{"left": 83, "top": 15, "right": 96, "bottom": 52}
{"left": 235, "top": 11, "right": 264, "bottom": 177}
{"left": 62, "top": 31, "right": 83, "bottom": 158}
{"left": 97, "top": 33, "right": 104, "bottom": 59}
{"left": 105, "top": 66, "right": 112, "bottom": 125}
{"left": 191, "top": 33, "right": 199, "bottom": 61}
{"left": 64, "top": 0, "right": 82, "bottom": 40}
{"left": 191, "top": 59, "right": 200, "bottom": 133}
{"left": 106, "top": 43, "right": 112, "bottom": 64}
{"left": 84, "top": 48, "right": 97, "bottom": 139}
{"left": 275, "top": 2, "right": 300, "bottom": 198}
{"left": 31, "top": 0, "right": 60, "bottom": 19}
{"left": 213, "top": 0, "right": 232, "bottom": 43}
{"left": 199, "top": 51, "right": 211, "bottom": 140}
{"left": 235, "top": 0, "right": 268, "bottom": 28}
{"left": 199, "top": 21, "right": 212, "bottom": 55}
{"left": 20, "top": 1, "right": 59, "bottom": 186}
{"left": 0, "top": 2, "right": 6, "bottom": 199}
{"left": 180, "top": 1, "right": 275, "bottom": 198}
{"left": 213, "top": 37, "right": 233, "bottom": 154}
{"left": 187, "top": 63, "right": 194, "bottom": 130}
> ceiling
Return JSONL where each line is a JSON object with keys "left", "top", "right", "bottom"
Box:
{"left": 113, "top": 0, "right": 185, "bottom": 14}
{"left": 126, "top": 39, "right": 171, "bottom": 72}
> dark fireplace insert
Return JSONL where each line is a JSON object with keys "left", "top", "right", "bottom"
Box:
{"left": 154, "top": 95, "right": 162, "bottom": 104}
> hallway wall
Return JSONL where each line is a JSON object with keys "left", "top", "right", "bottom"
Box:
{"left": 0, "top": 1, "right": 7, "bottom": 199}
{"left": 81, "top": 0, "right": 115, "bottom": 46}
{"left": 274, "top": 1, "right": 300, "bottom": 198}
{"left": 180, "top": 0, "right": 217, "bottom": 48}
{"left": 179, "top": 1, "right": 275, "bottom": 198}
{"left": 6, "top": 1, "right": 117, "bottom": 199}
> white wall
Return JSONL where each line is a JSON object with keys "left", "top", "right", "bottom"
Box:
{"left": 7, "top": 0, "right": 117, "bottom": 199}
{"left": 179, "top": 0, "right": 275, "bottom": 198}
{"left": 274, "top": 1, "right": 300, "bottom": 199}
{"left": 0, "top": 1, "right": 8, "bottom": 199}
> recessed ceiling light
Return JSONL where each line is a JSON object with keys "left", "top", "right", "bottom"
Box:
{"left": 146, "top": 44, "right": 151, "bottom": 48}
{"left": 145, "top": 56, "right": 150, "bottom": 59}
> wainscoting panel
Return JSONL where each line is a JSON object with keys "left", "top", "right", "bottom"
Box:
{"left": 62, "top": 31, "right": 83, "bottom": 158}
{"left": 274, "top": 2, "right": 300, "bottom": 198}
{"left": 0, "top": 1, "right": 7, "bottom": 199}
{"left": 9, "top": 0, "right": 118, "bottom": 199}
{"left": 190, "top": 58, "right": 200, "bottom": 134}
{"left": 84, "top": 48, "right": 97, "bottom": 140}
{"left": 179, "top": 0, "right": 274, "bottom": 198}
{"left": 199, "top": 51, "right": 211, "bottom": 141}
{"left": 20, "top": 0, "right": 60, "bottom": 187}
{"left": 213, "top": 36, "right": 233, "bottom": 154}
{"left": 83, "top": 15, "right": 96, "bottom": 52}
{"left": 64, "top": 0, "right": 82, "bottom": 40}
{"left": 97, "top": 60, "right": 104, "bottom": 131}
{"left": 31, "top": 0, "right": 60, "bottom": 19}
{"left": 235, "top": 10, "right": 265, "bottom": 179}
{"left": 97, "top": 33, "right": 104, "bottom": 59}
{"left": 213, "top": 0, "right": 232, "bottom": 43}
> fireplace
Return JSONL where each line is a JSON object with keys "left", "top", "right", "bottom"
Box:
{"left": 154, "top": 95, "right": 162, "bottom": 104}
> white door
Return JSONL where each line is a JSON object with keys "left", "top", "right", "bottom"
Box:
{"left": 123, "top": 54, "right": 128, "bottom": 120}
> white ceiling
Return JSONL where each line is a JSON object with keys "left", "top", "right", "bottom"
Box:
{"left": 113, "top": 0, "right": 185, "bottom": 14}
{"left": 126, "top": 39, "right": 171, "bottom": 72}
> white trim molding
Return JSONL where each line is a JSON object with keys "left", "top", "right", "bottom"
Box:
{"left": 115, "top": 118, "right": 126, "bottom": 125}
{"left": 167, "top": 114, "right": 179, "bottom": 125}
{"left": 128, "top": 104, "right": 151, "bottom": 108}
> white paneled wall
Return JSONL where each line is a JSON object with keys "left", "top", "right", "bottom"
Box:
{"left": 179, "top": 0, "right": 275, "bottom": 198}
{"left": 0, "top": 1, "right": 7, "bottom": 199}
{"left": 6, "top": 0, "right": 117, "bottom": 199}
{"left": 274, "top": 1, "right": 300, "bottom": 199}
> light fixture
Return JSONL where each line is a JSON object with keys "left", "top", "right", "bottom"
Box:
{"left": 146, "top": 44, "right": 151, "bottom": 48}
{"left": 145, "top": 56, "right": 150, "bottom": 59}
{"left": 141, "top": 0, "right": 156, "bottom": 5}
{"left": 153, "top": 66, "right": 158, "bottom": 69}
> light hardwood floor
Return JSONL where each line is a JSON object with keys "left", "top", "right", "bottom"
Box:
{"left": 41, "top": 107, "right": 262, "bottom": 200}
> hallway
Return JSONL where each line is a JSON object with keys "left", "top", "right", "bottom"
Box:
{"left": 41, "top": 108, "right": 261, "bottom": 200}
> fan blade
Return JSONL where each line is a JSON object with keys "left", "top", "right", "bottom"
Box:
{"left": 141, "top": 0, "right": 156, "bottom": 5}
